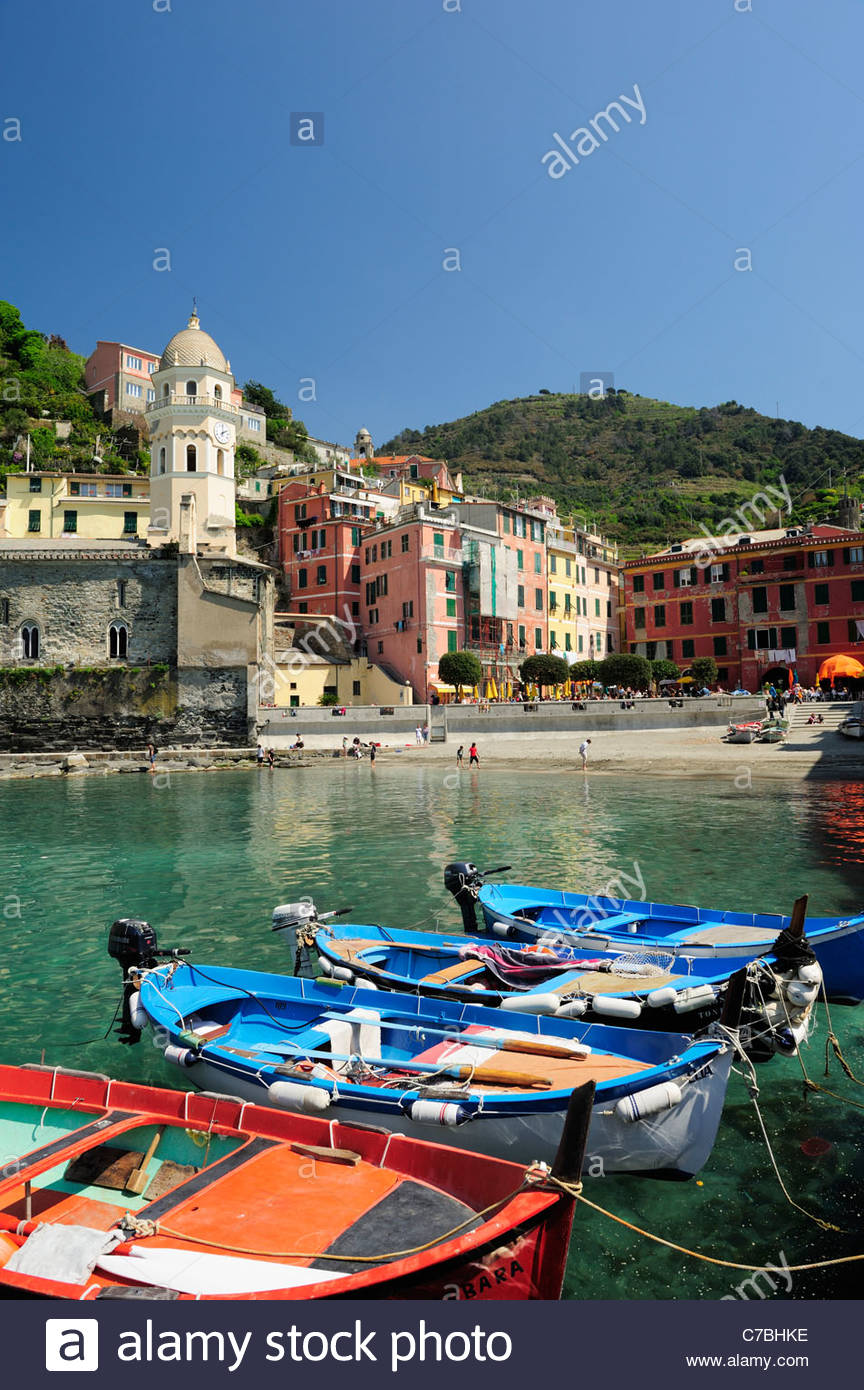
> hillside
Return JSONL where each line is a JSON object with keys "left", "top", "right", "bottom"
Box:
{"left": 381, "top": 390, "right": 864, "bottom": 550}
{"left": 0, "top": 300, "right": 147, "bottom": 480}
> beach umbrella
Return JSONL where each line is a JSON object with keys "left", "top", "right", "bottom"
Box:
{"left": 817, "top": 654, "right": 864, "bottom": 686}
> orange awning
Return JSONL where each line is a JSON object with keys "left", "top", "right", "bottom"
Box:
{"left": 817, "top": 654, "right": 864, "bottom": 684}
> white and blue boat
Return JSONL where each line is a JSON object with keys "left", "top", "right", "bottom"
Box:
{"left": 115, "top": 926, "right": 736, "bottom": 1179}
{"left": 309, "top": 916, "right": 820, "bottom": 1060}
{"left": 443, "top": 865, "right": 864, "bottom": 1006}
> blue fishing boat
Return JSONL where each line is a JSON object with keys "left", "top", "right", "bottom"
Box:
{"left": 442, "top": 865, "right": 864, "bottom": 1006}
{"left": 112, "top": 922, "right": 736, "bottom": 1179}
{"left": 309, "top": 915, "right": 818, "bottom": 1060}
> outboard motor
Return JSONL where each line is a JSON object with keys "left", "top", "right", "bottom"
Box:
{"left": 108, "top": 918, "right": 158, "bottom": 1046}
{"left": 272, "top": 900, "right": 319, "bottom": 978}
{"left": 444, "top": 862, "right": 484, "bottom": 935}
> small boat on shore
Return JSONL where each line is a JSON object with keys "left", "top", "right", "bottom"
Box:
{"left": 115, "top": 924, "right": 735, "bottom": 1180}
{"left": 444, "top": 865, "right": 864, "bottom": 1005}
{"left": 0, "top": 1061, "right": 591, "bottom": 1300}
{"left": 308, "top": 914, "right": 818, "bottom": 1059}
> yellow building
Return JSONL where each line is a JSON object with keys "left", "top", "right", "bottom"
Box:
{"left": 3, "top": 471, "right": 150, "bottom": 540}
{"left": 547, "top": 519, "right": 620, "bottom": 660}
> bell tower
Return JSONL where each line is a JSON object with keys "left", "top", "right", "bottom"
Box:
{"left": 148, "top": 306, "right": 238, "bottom": 555}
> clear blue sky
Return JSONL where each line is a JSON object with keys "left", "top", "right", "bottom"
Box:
{"left": 1, "top": 0, "right": 863, "bottom": 450}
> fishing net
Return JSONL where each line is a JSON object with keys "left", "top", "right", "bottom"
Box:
{"left": 608, "top": 951, "right": 676, "bottom": 978}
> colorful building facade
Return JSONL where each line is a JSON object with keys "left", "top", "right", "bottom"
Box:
{"left": 622, "top": 523, "right": 864, "bottom": 689}
{"left": 3, "top": 472, "right": 150, "bottom": 540}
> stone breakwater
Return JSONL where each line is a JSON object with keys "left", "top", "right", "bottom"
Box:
{"left": 0, "top": 747, "right": 334, "bottom": 781}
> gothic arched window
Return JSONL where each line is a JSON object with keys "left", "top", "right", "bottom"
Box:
{"left": 186, "top": 445, "right": 197, "bottom": 472}
{"left": 20, "top": 623, "right": 39, "bottom": 660}
{"left": 214, "top": 384, "right": 222, "bottom": 400}
{"left": 108, "top": 621, "right": 128, "bottom": 659}
{"left": 216, "top": 449, "right": 225, "bottom": 476}
{"left": 158, "top": 446, "right": 166, "bottom": 474}
{"left": 186, "top": 380, "right": 198, "bottom": 398}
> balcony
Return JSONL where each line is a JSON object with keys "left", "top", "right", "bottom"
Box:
{"left": 422, "top": 545, "right": 465, "bottom": 564}
{"left": 146, "top": 394, "right": 238, "bottom": 416}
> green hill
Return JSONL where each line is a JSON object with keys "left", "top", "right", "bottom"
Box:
{"left": 381, "top": 390, "right": 864, "bottom": 550}
{"left": 0, "top": 300, "right": 148, "bottom": 481}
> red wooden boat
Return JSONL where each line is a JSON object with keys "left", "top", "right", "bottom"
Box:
{"left": 0, "top": 1063, "right": 592, "bottom": 1300}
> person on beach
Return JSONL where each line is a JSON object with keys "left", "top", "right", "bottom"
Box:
{"left": 579, "top": 738, "right": 591, "bottom": 771}
{"left": 469, "top": 742, "right": 479, "bottom": 766}
{"left": 422, "top": 723, "right": 429, "bottom": 743}
{"left": 342, "top": 735, "right": 348, "bottom": 757}
{"left": 256, "top": 743, "right": 265, "bottom": 768}
{"left": 267, "top": 748, "right": 275, "bottom": 768}
{"left": 456, "top": 745, "right": 464, "bottom": 767}
{"left": 369, "top": 742, "right": 376, "bottom": 764}
{"left": 146, "top": 742, "right": 157, "bottom": 773}
{"left": 415, "top": 725, "right": 423, "bottom": 745}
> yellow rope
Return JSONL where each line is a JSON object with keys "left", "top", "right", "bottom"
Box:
{"left": 569, "top": 1186, "right": 864, "bottom": 1275}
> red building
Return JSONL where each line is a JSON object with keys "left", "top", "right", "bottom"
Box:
{"left": 622, "top": 523, "right": 864, "bottom": 689}
{"left": 277, "top": 471, "right": 386, "bottom": 627}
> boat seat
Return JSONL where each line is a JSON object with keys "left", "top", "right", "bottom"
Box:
{"left": 419, "top": 960, "right": 485, "bottom": 986}
{"left": 562, "top": 912, "right": 646, "bottom": 935}
{"left": 321, "top": 1009, "right": 381, "bottom": 1060}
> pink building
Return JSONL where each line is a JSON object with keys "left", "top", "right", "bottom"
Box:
{"left": 84, "top": 341, "right": 160, "bottom": 417}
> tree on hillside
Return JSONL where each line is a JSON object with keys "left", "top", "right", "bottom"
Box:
{"left": 689, "top": 656, "right": 719, "bottom": 689}
{"left": 599, "top": 653, "right": 652, "bottom": 690}
{"left": 242, "top": 380, "right": 292, "bottom": 418}
{"left": 519, "top": 654, "right": 570, "bottom": 687}
{"left": 438, "top": 650, "right": 483, "bottom": 696}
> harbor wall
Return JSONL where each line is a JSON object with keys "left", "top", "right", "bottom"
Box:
{"left": 0, "top": 665, "right": 252, "bottom": 752}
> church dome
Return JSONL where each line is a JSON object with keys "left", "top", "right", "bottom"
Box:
{"left": 160, "top": 308, "right": 229, "bottom": 373}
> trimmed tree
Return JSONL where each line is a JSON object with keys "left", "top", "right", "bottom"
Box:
{"left": 689, "top": 656, "right": 718, "bottom": 689}
{"left": 437, "top": 650, "right": 483, "bottom": 697}
{"left": 569, "top": 659, "right": 601, "bottom": 684}
{"left": 599, "top": 652, "right": 652, "bottom": 690}
{"left": 519, "top": 654, "right": 571, "bottom": 687}
{"left": 651, "top": 658, "right": 681, "bottom": 683}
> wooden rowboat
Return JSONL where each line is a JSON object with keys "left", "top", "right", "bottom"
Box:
{"left": 0, "top": 1062, "right": 592, "bottom": 1300}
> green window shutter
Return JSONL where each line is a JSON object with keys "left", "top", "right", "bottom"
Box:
{"left": 123, "top": 512, "right": 137, "bottom": 534}
{"left": 517, "top": 550, "right": 524, "bottom": 570}
{"left": 447, "top": 630, "right": 458, "bottom": 652}
{"left": 64, "top": 510, "right": 77, "bottom": 533}
{"left": 28, "top": 510, "right": 41, "bottom": 532}
{"left": 446, "top": 598, "right": 456, "bottom": 617}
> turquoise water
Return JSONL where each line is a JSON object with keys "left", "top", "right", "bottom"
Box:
{"left": 0, "top": 764, "right": 862, "bottom": 1299}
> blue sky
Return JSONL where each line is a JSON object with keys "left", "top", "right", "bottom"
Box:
{"left": 1, "top": 0, "right": 863, "bottom": 450}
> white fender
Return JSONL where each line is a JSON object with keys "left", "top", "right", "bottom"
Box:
{"left": 673, "top": 985, "right": 716, "bottom": 1014}
{"left": 500, "top": 993, "right": 560, "bottom": 1016}
{"left": 556, "top": 998, "right": 588, "bottom": 1019}
{"left": 797, "top": 962, "right": 822, "bottom": 986}
{"left": 646, "top": 987, "right": 677, "bottom": 1010}
{"left": 615, "top": 1081, "right": 683, "bottom": 1122}
{"left": 408, "top": 1100, "right": 471, "bottom": 1126}
{"left": 128, "top": 990, "right": 148, "bottom": 1031}
{"left": 785, "top": 979, "right": 819, "bottom": 1008}
{"left": 491, "top": 921, "right": 514, "bottom": 939}
{"left": 266, "top": 1081, "right": 331, "bottom": 1113}
{"left": 332, "top": 966, "right": 355, "bottom": 983}
{"left": 591, "top": 995, "right": 642, "bottom": 1019}
{"left": 318, "top": 955, "right": 334, "bottom": 976}
{"left": 163, "top": 1044, "right": 196, "bottom": 1069}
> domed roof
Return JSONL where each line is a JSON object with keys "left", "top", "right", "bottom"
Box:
{"left": 160, "top": 309, "right": 229, "bottom": 373}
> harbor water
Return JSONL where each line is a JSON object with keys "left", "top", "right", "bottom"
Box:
{"left": 0, "top": 763, "right": 862, "bottom": 1299}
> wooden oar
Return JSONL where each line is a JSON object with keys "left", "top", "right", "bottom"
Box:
{"left": 124, "top": 1125, "right": 165, "bottom": 1196}
{"left": 319, "top": 1009, "right": 587, "bottom": 1060}
{"left": 227, "top": 1041, "right": 553, "bottom": 1089}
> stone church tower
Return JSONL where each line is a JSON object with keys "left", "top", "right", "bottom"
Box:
{"left": 148, "top": 307, "right": 237, "bottom": 555}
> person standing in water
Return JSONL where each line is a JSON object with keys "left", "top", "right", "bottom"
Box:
{"left": 469, "top": 742, "right": 479, "bottom": 766}
{"left": 579, "top": 737, "right": 591, "bottom": 771}
{"left": 456, "top": 745, "right": 464, "bottom": 767}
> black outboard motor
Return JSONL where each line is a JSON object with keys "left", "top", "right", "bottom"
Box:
{"left": 108, "top": 918, "right": 158, "bottom": 1045}
{"left": 444, "top": 862, "right": 485, "bottom": 934}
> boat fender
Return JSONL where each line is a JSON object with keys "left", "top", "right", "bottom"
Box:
{"left": 407, "top": 1100, "right": 473, "bottom": 1126}
{"left": 556, "top": 999, "right": 588, "bottom": 1018}
{"left": 500, "top": 993, "right": 560, "bottom": 1016}
{"left": 592, "top": 995, "right": 643, "bottom": 1019}
{"left": 491, "top": 921, "right": 516, "bottom": 940}
{"left": 266, "top": 1081, "right": 332, "bottom": 1113}
{"left": 128, "top": 990, "right": 148, "bottom": 1031}
{"left": 319, "top": 955, "right": 334, "bottom": 976}
{"left": 163, "top": 1044, "right": 196, "bottom": 1069}
{"left": 646, "top": 987, "right": 677, "bottom": 1010}
{"left": 673, "top": 985, "right": 717, "bottom": 1014}
{"left": 796, "top": 962, "right": 822, "bottom": 986}
{"left": 332, "top": 966, "right": 355, "bottom": 983}
{"left": 773, "top": 1027, "right": 799, "bottom": 1057}
{"left": 615, "top": 1081, "right": 683, "bottom": 1122}
{"left": 784, "top": 979, "right": 819, "bottom": 1008}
